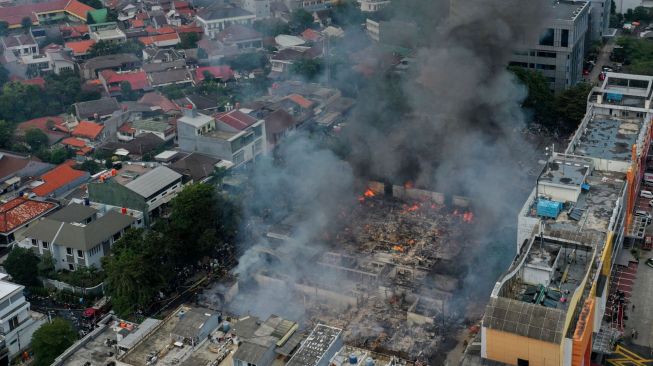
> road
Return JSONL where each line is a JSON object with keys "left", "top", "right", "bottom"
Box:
{"left": 587, "top": 37, "right": 618, "bottom": 84}
{"left": 626, "top": 257, "right": 653, "bottom": 350}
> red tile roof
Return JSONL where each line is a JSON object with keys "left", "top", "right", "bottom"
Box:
{"left": 176, "top": 24, "right": 202, "bottom": 34}
{"left": 131, "top": 19, "right": 145, "bottom": 28}
{"left": 156, "top": 26, "right": 176, "bottom": 34}
{"left": 118, "top": 123, "right": 135, "bottom": 133}
{"left": 0, "top": 197, "right": 56, "bottom": 233}
{"left": 62, "top": 137, "right": 87, "bottom": 148}
{"left": 286, "top": 94, "right": 314, "bottom": 109}
{"left": 32, "top": 164, "right": 86, "bottom": 197}
{"left": 195, "top": 66, "right": 234, "bottom": 82}
{"left": 17, "top": 116, "right": 68, "bottom": 133}
{"left": 65, "top": 39, "right": 96, "bottom": 55}
{"left": 18, "top": 77, "right": 46, "bottom": 88}
{"left": 100, "top": 70, "right": 150, "bottom": 91}
{"left": 138, "top": 32, "right": 180, "bottom": 46}
{"left": 64, "top": 0, "right": 94, "bottom": 20}
{"left": 216, "top": 110, "right": 258, "bottom": 131}
{"left": 77, "top": 146, "right": 93, "bottom": 155}
{"left": 301, "top": 28, "right": 321, "bottom": 42}
{"left": 139, "top": 92, "right": 179, "bottom": 112}
{"left": 174, "top": 1, "right": 190, "bottom": 9}
{"left": 72, "top": 121, "right": 104, "bottom": 140}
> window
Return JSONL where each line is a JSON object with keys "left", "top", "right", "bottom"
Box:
{"left": 517, "top": 359, "right": 529, "bottom": 366}
{"left": 539, "top": 28, "right": 554, "bottom": 46}
{"left": 233, "top": 151, "right": 245, "bottom": 165}
{"left": 68, "top": 264, "right": 74, "bottom": 271}
{"left": 8, "top": 316, "right": 19, "bottom": 331}
{"left": 66, "top": 248, "right": 73, "bottom": 255}
{"left": 561, "top": 29, "right": 569, "bottom": 47}
{"left": 508, "top": 61, "right": 528, "bottom": 68}
{"left": 77, "top": 250, "right": 84, "bottom": 259}
{"left": 42, "top": 241, "right": 48, "bottom": 249}
{"left": 31, "top": 239, "right": 37, "bottom": 246}
{"left": 536, "top": 51, "right": 556, "bottom": 58}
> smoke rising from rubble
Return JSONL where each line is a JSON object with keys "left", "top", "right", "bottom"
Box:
{"left": 230, "top": 0, "right": 553, "bottom": 333}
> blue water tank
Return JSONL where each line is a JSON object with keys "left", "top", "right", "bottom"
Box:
{"left": 365, "top": 358, "right": 375, "bottom": 366}
{"left": 349, "top": 354, "right": 358, "bottom": 364}
{"left": 537, "top": 199, "right": 563, "bottom": 219}
{"left": 222, "top": 321, "right": 231, "bottom": 332}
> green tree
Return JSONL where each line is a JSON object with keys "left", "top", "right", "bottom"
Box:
{"left": 225, "top": 51, "right": 269, "bottom": 72}
{"left": 616, "top": 37, "right": 653, "bottom": 74}
{"left": 87, "top": 40, "right": 144, "bottom": 58}
{"left": 289, "top": 9, "right": 314, "bottom": 33}
{"left": 120, "top": 81, "right": 137, "bottom": 101}
{"left": 253, "top": 18, "right": 290, "bottom": 37}
{"left": 291, "top": 59, "right": 323, "bottom": 81}
{"left": 0, "top": 65, "right": 8, "bottom": 87}
{"left": 25, "top": 128, "right": 49, "bottom": 151}
{"left": 21, "top": 16, "right": 32, "bottom": 31}
{"left": 0, "top": 120, "right": 13, "bottom": 148}
{"left": 166, "top": 183, "right": 240, "bottom": 265}
{"left": 3, "top": 247, "right": 41, "bottom": 286}
{"left": 103, "top": 229, "right": 168, "bottom": 316}
{"left": 32, "top": 318, "right": 77, "bottom": 366}
{"left": 177, "top": 32, "right": 199, "bottom": 49}
{"left": 331, "top": 0, "right": 365, "bottom": 26}
{"left": 554, "top": 83, "right": 592, "bottom": 133}
{"left": 509, "top": 67, "right": 555, "bottom": 127}
{"left": 0, "top": 21, "right": 8, "bottom": 36}
{"left": 77, "top": 160, "right": 102, "bottom": 174}
{"left": 38, "top": 253, "right": 56, "bottom": 278}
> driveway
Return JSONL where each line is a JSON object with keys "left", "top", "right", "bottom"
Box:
{"left": 626, "top": 255, "right": 653, "bottom": 349}
{"left": 588, "top": 37, "right": 618, "bottom": 84}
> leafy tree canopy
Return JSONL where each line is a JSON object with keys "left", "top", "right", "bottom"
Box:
{"left": 32, "top": 318, "right": 77, "bottom": 366}
{"left": 3, "top": 247, "right": 41, "bottom": 286}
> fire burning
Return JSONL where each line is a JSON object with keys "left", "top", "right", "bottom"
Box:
{"left": 358, "top": 188, "right": 376, "bottom": 203}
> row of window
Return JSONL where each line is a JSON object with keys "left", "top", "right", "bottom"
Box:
{"left": 509, "top": 62, "right": 556, "bottom": 71}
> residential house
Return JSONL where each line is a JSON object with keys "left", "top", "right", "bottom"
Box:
{"left": 142, "top": 47, "right": 185, "bottom": 62}
{"left": 147, "top": 68, "right": 193, "bottom": 88}
{"left": 30, "top": 164, "right": 89, "bottom": 198}
{"left": 15, "top": 116, "right": 69, "bottom": 146}
{"left": 72, "top": 121, "right": 107, "bottom": 142}
{"left": 196, "top": 5, "right": 255, "bottom": 38}
{"left": 138, "top": 92, "right": 179, "bottom": 113}
{"left": 81, "top": 53, "right": 141, "bottom": 80}
{"left": 177, "top": 107, "right": 266, "bottom": 166}
{"left": 0, "top": 273, "right": 47, "bottom": 357}
{"left": 242, "top": 0, "right": 271, "bottom": 18}
{"left": 169, "top": 152, "right": 221, "bottom": 183}
{"left": 61, "top": 137, "right": 94, "bottom": 156}
{"left": 129, "top": 117, "right": 175, "bottom": 141}
{"left": 262, "top": 108, "right": 296, "bottom": 149}
{"left": 73, "top": 97, "right": 121, "bottom": 120}
{"left": 270, "top": 47, "right": 321, "bottom": 76}
{"left": 99, "top": 133, "right": 166, "bottom": 160}
{"left": 99, "top": 70, "right": 151, "bottom": 97}
{"left": 60, "top": 24, "right": 90, "bottom": 41}
{"left": 0, "top": 152, "right": 53, "bottom": 193}
{"left": 88, "top": 165, "right": 184, "bottom": 224}
{"left": 1, "top": 34, "right": 38, "bottom": 57}
{"left": 359, "top": 0, "right": 390, "bottom": 12}
{"left": 20, "top": 203, "right": 139, "bottom": 270}
{"left": 215, "top": 24, "right": 263, "bottom": 49}
{"left": 89, "top": 22, "right": 127, "bottom": 43}
{"left": 194, "top": 65, "right": 234, "bottom": 83}
{"left": 0, "top": 0, "right": 92, "bottom": 29}
{"left": 64, "top": 39, "right": 97, "bottom": 59}
{"left": 117, "top": 3, "right": 138, "bottom": 21}
{"left": 0, "top": 197, "right": 58, "bottom": 247}
{"left": 174, "top": 94, "right": 221, "bottom": 111}
{"left": 138, "top": 32, "right": 181, "bottom": 47}
{"left": 19, "top": 47, "right": 75, "bottom": 76}
{"left": 283, "top": 0, "right": 332, "bottom": 11}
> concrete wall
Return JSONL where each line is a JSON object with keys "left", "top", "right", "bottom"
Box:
{"left": 88, "top": 181, "right": 148, "bottom": 217}
{"left": 537, "top": 183, "right": 580, "bottom": 203}
{"left": 484, "top": 327, "right": 561, "bottom": 366}
{"left": 254, "top": 273, "right": 358, "bottom": 309}
{"left": 178, "top": 122, "right": 233, "bottom": 161}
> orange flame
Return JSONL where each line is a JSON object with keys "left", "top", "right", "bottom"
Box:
{"left": 392, "top": 245, "right": 404, "bottom": 252}
{"left": 364, "top": 189, "right": 375, "bottom": 198}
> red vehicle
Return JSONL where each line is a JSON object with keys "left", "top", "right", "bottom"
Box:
{"left": 599, "top": 72, "right": 607, "bottom": 81}
{"left": 82, "top": 297, "right": 110, "bottom": 326}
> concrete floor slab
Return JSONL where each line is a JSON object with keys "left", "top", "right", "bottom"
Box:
{"left": 626, "top": 257, "right": 653, "bottom": 349}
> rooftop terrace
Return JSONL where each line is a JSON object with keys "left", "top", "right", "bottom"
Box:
{"left": 571, "top": 115, "right": 641, "bottom": 161}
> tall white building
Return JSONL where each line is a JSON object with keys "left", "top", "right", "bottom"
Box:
{"left": 589, "top": 0, "right": 612, "bottom": 40}
{"left": 0, "top": 274, "right": 46, "bottom": 357}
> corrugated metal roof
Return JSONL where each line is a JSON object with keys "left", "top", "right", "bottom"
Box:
{"left": 118, "top": 318, "right": 161, "bottom": 349}
{"left": 125, "top": 166, "right": 181, "bottom": 199}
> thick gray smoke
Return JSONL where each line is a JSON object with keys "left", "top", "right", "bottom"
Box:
{"left": 230, "top": 0, "right": 554, "bottom": 326}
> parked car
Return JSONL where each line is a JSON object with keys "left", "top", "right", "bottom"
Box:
{"left": 635, "top": 210, "right": 652, "bottom": 223}
{"left": 640, "top": 190, "right": 653, "bottom": 198}
{"left": 646, "top": 258, "right": 653, "bottom": 268}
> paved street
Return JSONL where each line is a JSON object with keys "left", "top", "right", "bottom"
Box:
{"left": 587, "top": 37, "right": 618, "bottom": 84}
{"left": 626, "top": 255, "right": 653, "bottom": 349}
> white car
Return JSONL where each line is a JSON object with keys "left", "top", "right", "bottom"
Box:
{"left": 641, "top": 190, "right": 653, "bottom": 199}
{"left": 635, "top": 210, "right": 652, "bottom": 223}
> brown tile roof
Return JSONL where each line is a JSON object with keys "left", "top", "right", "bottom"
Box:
{"left": 0, "top": 197, "right": 57, "bottom": 233}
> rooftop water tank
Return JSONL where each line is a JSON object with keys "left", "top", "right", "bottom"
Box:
{"left": 349, "top": 354, "right": 358, "bottom": 364}
{"left": 366, "top": 357, "right": 375, "bottom": 366}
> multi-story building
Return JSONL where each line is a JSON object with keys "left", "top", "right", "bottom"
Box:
{"left": 242, "top": 0, "right": 270, "bottom": 18}
{"left": 177, "top": 106, "right": 266, "bottom": 167}
{"left": 481, "top": 72, "right": 653, "bottom": 366}
{"left": 196, "top": 5, "right": 255, "bottom": 38}
{"left": 88, "top": 165, "right": 184, "bottom": 224}
{"left": 0, "top": 274, "right": 46, "bottom": 357}
{"left": 20, "top": 202, "right": 140, "bottom": 270}
{"left": 509, "top": 0, "right": 590, "bottom": 92}
{"left": 358, "top": 0, "right": 390, "bottom": 12}
{"left": 589, "top": 0, "right": 611, "bottom": 40}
